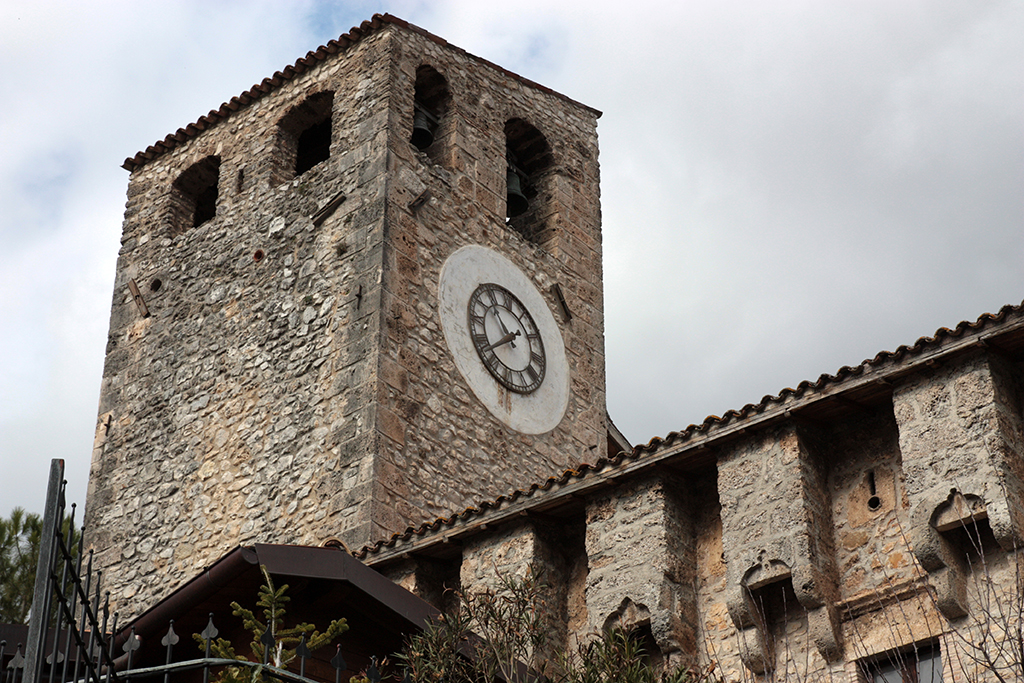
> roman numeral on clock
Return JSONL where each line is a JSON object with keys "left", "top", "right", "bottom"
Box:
{"left": 467, "top": 282, "right": 546, "bottom": 394}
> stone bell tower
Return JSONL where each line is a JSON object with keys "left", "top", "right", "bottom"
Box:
{"left": 85, "top": 14, "right": 606, "bottom": 614}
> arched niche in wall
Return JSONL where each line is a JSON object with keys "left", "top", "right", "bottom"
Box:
{"left": 601, "top": 598, "right": 666, "bottom": 671}
{"left": 410, "top": 64, "right": 451, "bottom": 167}
{"left": 911, "top": 489, "right": 1005, "bottom": 619}
{"left": 732, "top": 559, "right": 793, "bottom": 674}
{"left": 730, "top": 554, "right": 842, "bottom": 674}
{"left": 505, "top": 118, "right": 555, "bottom": 247}
{"left": 168, "top": 155, "right": 221, "bottom": 237}
{"left": 273, "top": 91, "right": 334, "bottom": 185}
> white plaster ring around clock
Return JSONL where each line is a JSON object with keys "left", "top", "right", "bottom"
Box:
{"left": 438, "top": 245, "right": 569, "bottom": 434}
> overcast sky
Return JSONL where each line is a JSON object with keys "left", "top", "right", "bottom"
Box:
{"left": 2, "top": 0, "right": 1022, "bottom": 516}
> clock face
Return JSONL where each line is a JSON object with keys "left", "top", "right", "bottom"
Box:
{"left": 468, "top": 283, "right": 546, "bottom": 394}
{"left": 438, "top": 245, "right": 570, "bottom": 435}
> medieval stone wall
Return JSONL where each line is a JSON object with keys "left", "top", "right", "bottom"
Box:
{"left": 86, "top": 20, "right": 606, "bottom": 618}
{"left": 366, "top": 29, "right": 606, "bottom": 531}
{"left": 584, "top": 474, "right": 698, "bottom": 668}
{"left": 86, "top": 27, "right": 396, "bottom": 616}
{"left": 86, "top": 16, "right": 1024, "bottom": 682}
{"left": 376, "top": 347, "right": 1024, "bottom": 683}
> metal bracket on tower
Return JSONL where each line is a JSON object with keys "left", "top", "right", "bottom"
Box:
{"left": 551, "top": 283, "right": 572, "bottom": 322}
{"left": 128, "top": 278, "right": 150, "bottom": 317}
{"left": 311, "top": 190, "right": 347, "bottom": 227}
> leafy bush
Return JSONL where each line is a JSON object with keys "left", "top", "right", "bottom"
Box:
{"left": 396, "top": 568, "right": 719, "bottom": 683}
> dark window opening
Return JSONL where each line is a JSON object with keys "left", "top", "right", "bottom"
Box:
{"left": 941, "top": 516, "right": 1001, "bottom": 565}
{"left": 170, "top": 155, "right": 220, "bottom": 236}
{"left": 275, "top": 91, "right": 334, "bottom": 185}
{"left": 295, "top": 118, "right": 331, "bottom": 176}
{"left": 505, "top": 118, "right": 554, "bottom": 243}
{"left": 933, "top": 491, "right": 1002, "bottom": 566}
{"left": 740, "top": 575, "right": 802, "bottom": 672}
{"left": 746, "top": 576, "right": 803, "bottom": 628}
{"left": 630, "top": 623, "right": 664, "bottom": 671}
{"left": 411, "top": 65, "right": 451, "bottom": 165}
{"left": 861, "top": 643, "right": 943, "bottom": 683}
{"left": 193, "top": 183, "right": 217, "bottom": 227}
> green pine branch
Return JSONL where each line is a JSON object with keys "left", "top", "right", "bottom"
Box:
{"left": 195, "top": 565, "right": 348, "bottom": 681}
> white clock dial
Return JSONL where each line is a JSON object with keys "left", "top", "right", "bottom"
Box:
{"left": 438, "top": 246, "right": 569, "bottom": 434}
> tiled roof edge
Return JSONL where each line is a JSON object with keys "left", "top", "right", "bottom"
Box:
{"left": 122, "top": 15, "right": 389, "bottom": 172}
{"left": 627, "top": 300, "right": 1024, "bottom": 453}
{"left": 354, "top": 450, "right": 633, "bottom": 559}
{"left": 122, "top": 14, "right": 600, "bottom": 173}
{"left": 379, "top": 15, "right": 601, "bottom": 118}
{"left": 354, "top": 299, "right": 1024, "bottom": 559}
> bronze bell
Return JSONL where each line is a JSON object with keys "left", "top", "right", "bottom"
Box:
{"left": 410, "top": 109, "right": 434, "bottom": 150}
{"left": 506, "top": 168, "right": 529, "bottom": 217}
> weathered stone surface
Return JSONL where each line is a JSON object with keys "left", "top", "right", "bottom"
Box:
{"left": 584, "top": 474, "right": 697, "bottom": 669}
{"left": 890, "top": 351, "right": 1024, "bottom": 623}
{"left": 458, "top": 518, "right": 585, "bottom": 665}
{"left": 85, "top": 22, "right": 606, "bottom": 619}
{"left": 85, "top": 16, "right": 1024, "bottom": 683}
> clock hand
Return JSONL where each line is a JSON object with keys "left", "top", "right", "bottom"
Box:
{"left": 491, "top": 308, "right": 518, "bottom": 349}
{"left": 483, "top": 330, "right": 521, "bottom": 351}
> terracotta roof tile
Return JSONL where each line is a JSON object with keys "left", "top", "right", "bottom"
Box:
{"left": 354, "top": 300, "right": 1024, "bottom": 559}
{"left": 122, "top": 14, "right": 599, "bottom": 172}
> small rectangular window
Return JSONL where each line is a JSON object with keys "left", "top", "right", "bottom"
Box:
{"left": 862, "top": 643, "right": 942, "bottom": 683}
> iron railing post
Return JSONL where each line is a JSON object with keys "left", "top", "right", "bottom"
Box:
{"left": 25, "top": 459, "right": 65, "bottom": 683}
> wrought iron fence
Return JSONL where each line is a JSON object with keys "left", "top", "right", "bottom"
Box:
{"left": 5, "top": 460, "right": 364, "bottom": 683}
{"left": 15, "top": 459, "right": 113, "bottom": 683}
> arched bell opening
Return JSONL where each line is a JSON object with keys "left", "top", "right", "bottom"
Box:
{"left": 505, "top": 118, "right": 554, "bottom": 245}
{"left": 273, "top": 91, "right": 334, "bottom": 185}
{"left": 411, "top": 65, "right": 451, "bottom": 166}
{"left": 168, "top": 155, "right": 221, "bottom": 237}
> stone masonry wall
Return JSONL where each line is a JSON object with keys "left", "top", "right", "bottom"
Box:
{"left": 355, "top": 350, "right": 1024, "bottom": 683}
{"left": 894, "top": 351, "right": 1010, "bottom": 526}
{"left": 380, "top": 555, "right": 461, "bottom": 613}
{"left": 823, "top": 409, "right": 917, "bottom": 603}
{"left": 893, "top": 350, "right": 1024, "bottom": 621}
{"left": 716, "top": 424, "right": 842, "bottom": 672}
{"left": 87, "top": 29, "right": 397, "bottom": 616}
{"left": 368, "top": 31, "right": 606, "bottom": 531}
{"left": 86, "top": 22, "right": 606, "bottom": 618}
{"left": 89, "top": 17, "right": 1024, "bottom": 682}
{"left": 419, "top": 384, "right": 1022, "bottom": 681}
{"left": 460, "top": 517, "right": 586, "bottom": 660}
{"left": 985, "top": 354, "right": 1024, "bottom": 536}
{"left": 584, "top": 474, "right": 697, "bottom": 668}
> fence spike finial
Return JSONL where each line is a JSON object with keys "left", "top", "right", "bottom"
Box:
{"left": 260, "top": 622, "right": 274, "bottom": 665}
{"left": 201, "top": 614, "right": 219, "bottom": 645}
{"left": 9, "top": 643, "right": 25, "bottom": 671}
{"left": 367, "top": 656, "right": 381, "bottom": 683}
{"left": 161, "top": 621, "right": 179, "bottom": 648}
{"left": 161, "top": 620, "right": 178, "bottom": 683}
{"left": 332, "top": 644, "right": 347, "bottom": 683}
{"left": 124, "top": 624, "right": 141, "bottom": 675}
{"left": 202, "top": 614, "right": 218, "bottom": 683}
{"left": 296, "top": 635, "right": 310, "bottom": 678}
